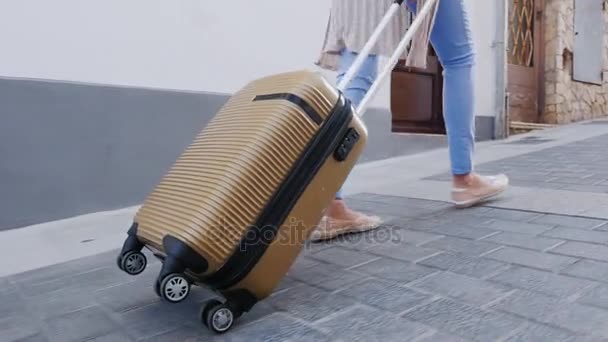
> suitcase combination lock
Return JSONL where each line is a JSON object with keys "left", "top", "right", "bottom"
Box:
{"left": 334, "top": 128, "right": 360, "bottom": 161}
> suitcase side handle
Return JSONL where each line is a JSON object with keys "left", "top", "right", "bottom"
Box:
{"left": 335, "top": 0, "right": 440, "bottom": 119}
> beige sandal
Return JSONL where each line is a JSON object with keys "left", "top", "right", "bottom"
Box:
{"left": 451, "top": 174, "right": 509, "bottom": 208}
{"left": 309, "top": 215, "right": 383, "bottom": 242}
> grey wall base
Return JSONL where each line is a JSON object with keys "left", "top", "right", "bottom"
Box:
{"left": 1, "top": 78, "right": 226, "bottom": 230}
{"left": 475, "top": 116, "right": 495, "bottom": 141}
{"left": 0, "top": 77, "right": 495, "bottom": 230}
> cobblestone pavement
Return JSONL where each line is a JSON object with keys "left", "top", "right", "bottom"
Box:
{"left": 4, "top": 191, "right": 608, "bottom": 342}
{"left": 6, "top": 128, "right": 608, "bottom": 342}
{"left": 427, "top": 133, "right": 608, "bottom": 194}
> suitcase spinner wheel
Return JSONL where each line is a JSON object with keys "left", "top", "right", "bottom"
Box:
{"left": 200, "top": 299, "right": 238, "bottom": 333}
{"left": 155, "top": 273, "right": 191, "bottom": 303}
{"left": 116, "top": 226, "right": 147, "bottom": 276}
{"left": 116, "top": 251, "right": 147, "bottom": 275}
{"left": 198, "top": 289, "right": 255, "bottom": 333}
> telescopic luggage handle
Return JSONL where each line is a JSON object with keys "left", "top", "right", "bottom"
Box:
{"left": 335, "top": 0, "right": 439, "bottom": 118}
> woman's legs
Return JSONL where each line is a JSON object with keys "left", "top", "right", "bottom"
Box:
{"left": 313, "top": 0, "right": 509, "bottom": 242}
{"left": 310, "top": 48, "right": 383, "bottom": 242}
{"left": 335, "top": 48, "right": 378, "bottom": 199}
{"left": 409, "top": 0, "right": 508, "bottom": 206}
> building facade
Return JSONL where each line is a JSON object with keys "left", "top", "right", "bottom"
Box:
{"left": 542, "top": 0, "right": 608, "bottom": 124}
{"left": 392, "top": 0, "right": 608, "bottom": 135}
{"left": 0, "top": 0, "right": 503, "bottom": 229}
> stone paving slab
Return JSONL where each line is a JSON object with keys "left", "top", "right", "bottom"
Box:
{"left": 5, "top": 194, "right": 608, "bottom": 341}
{"left": 426, "top": 133, "right": 608, "bottom": 194}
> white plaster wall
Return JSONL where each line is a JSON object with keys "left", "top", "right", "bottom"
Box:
{"left": 467, "top": 0, "right": 499, "bottom": 117}
{"left": 0, "top": 0, "right": 498, "bottom": 114}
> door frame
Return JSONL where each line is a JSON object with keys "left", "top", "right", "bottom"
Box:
{"left": 494, "top": 0, "right": 510, "bottom": 139}
{"left": 536, "top": 0, "right": 545, "bottom": 119}
{"left": 504, "top": 0, "right": 545, "bottom": 124}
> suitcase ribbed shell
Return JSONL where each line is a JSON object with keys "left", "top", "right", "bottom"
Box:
{"left": 134, "top": 70, "right": 340, "bottom": 272}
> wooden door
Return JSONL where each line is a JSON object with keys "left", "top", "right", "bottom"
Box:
{"left": 507, "top": 0, "right": 544, "bottom": 123}
{"left": 390, "top": 46, "right": 446, "bottom": 135}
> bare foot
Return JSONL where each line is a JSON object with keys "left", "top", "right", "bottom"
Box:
{"left": 310, "top": 200, "right": 382, "bottom": 242}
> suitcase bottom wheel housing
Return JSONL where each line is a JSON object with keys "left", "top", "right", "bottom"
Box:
{"left": 199, "top": 289, "right": 257, "bottom": 334}
{"left": 201, "top": 299, "right": 236, "bottom": 333}
{"left": 116, "top": 223, "right": 148, "bottom": 276}
{"left": 116, "top": 222, "right": 258, "bottom": 334}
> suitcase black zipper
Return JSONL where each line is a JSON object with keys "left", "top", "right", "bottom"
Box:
{"left": 204, "top": 92, "right": 354, "bottom": 290}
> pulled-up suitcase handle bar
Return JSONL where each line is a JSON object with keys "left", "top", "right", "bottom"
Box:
{"left": 335, "top": 0, "right": 439, "bottom": 118}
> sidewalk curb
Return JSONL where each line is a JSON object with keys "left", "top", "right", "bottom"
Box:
{"left": 2, "top": 118, "right": 608, "bottom": 277}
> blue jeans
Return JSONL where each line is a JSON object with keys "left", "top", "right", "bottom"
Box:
{"left": 335, "top": 0, "right": 475, "bottom": 200}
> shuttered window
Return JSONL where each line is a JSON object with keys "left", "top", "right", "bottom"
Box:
{"left": 573, "top": 0, "right": 605, "bottom": 85}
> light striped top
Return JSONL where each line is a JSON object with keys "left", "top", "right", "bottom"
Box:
{"left": 315, "top": 0, "right": 439, "bottom": 71}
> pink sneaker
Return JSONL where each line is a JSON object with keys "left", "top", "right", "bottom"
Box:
{"left": 451, "top": 174, "right": 509, "bottom": 208}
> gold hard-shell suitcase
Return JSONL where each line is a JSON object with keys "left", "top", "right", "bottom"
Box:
{"left": 115, "top": 0, "right": 437, "bottom": 333}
